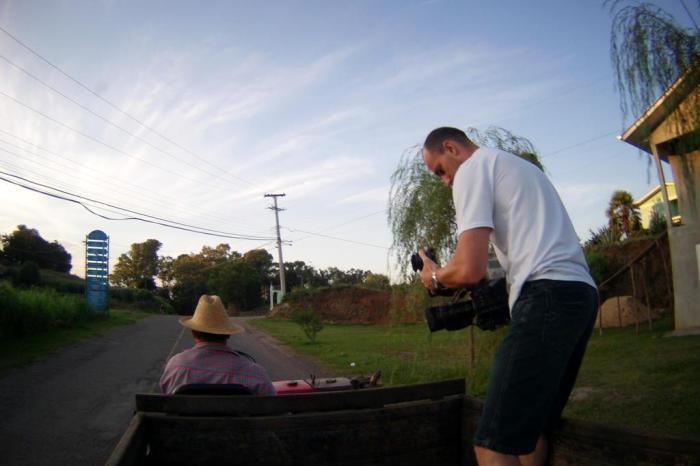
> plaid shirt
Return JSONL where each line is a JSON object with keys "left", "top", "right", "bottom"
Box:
{"left": 159, "top": 342, "right": 276, "bottom": 395}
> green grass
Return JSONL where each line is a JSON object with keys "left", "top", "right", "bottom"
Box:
{"left": 250, "top": 313, "right": 700, "bottom": 437}
{"left": 0, "top": 308, "right": 150, "bottom": 374}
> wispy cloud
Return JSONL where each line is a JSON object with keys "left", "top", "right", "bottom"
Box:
{"left": 338, "top": 186, "right": 389, "bottom": 205}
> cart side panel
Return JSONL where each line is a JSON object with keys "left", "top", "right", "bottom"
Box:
{"left": 104, "top": 413, "right": 148, "bottom": 466}
{"left": 144, "top": 396, "right": 464, "bottom": 466}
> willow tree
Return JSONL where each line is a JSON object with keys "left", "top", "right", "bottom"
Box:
{"left": 387, "top": 126, "right": 543, "bottom": 278}
{"left": 608, "top": 1, "right": 699, "bottom": 123}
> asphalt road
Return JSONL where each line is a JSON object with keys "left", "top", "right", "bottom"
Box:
{"left": 0, "top": 314, "right": 329, "bottom": 466}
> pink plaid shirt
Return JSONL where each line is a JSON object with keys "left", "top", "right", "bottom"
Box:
{"left": 159, "top": 342, "right": 276, "bottom": 395}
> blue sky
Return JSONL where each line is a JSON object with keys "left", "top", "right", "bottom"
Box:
{"left": 0, "top": 1, "right": 695, "bottom": 280}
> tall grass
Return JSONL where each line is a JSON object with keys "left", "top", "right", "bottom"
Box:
{"left": 0, "top": 281, "right": 93, "bottom": 339}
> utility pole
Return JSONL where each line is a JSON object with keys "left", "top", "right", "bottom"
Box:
{"left": 265, "top": 193, "right": 287, "bottom": 295}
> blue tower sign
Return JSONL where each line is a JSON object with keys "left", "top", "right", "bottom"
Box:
{"left": 85, "top": 230, "right": 109, "bottom": 312}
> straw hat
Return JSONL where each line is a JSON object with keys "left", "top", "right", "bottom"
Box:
{"left": 179, "top": 295, "right": 244, "bottom": 335}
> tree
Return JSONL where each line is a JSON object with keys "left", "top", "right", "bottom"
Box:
{"left": 388, "top": 127, "right": 542, "bottom": 277}
{"left": 111, "top": 239, "right": 162, "bottom": 289}
{"left": 607, "top": 1, "right": 699, "bottom": 124}
{"left": 157, "top": 256, "right": 175, "bottom": 289}
{"left": 208, "top": 260, "right": 262, "bottom": 311}
{"left": 0, "top": 225, "right": 72, "bottom": 272}
{"left": 170, "top": 253, "right": 209, "bottom": 313}
{"left": 242, "top": 249, "right": 274, "bottom": 282}
{"left": 199, "top": 243, "right": 238, "bottom": 267}
{"left": 363, "top": 272, "right": 390, "bottom": 290}
{"left": 606, "top": 190, "right": 641, "bottom": 239}
{"left": 292, "top": 307, "right": 324, "bottom": 343}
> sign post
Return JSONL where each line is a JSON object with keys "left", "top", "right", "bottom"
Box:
{"left": 85, "top": 230, "right": 109, "bottom": 312}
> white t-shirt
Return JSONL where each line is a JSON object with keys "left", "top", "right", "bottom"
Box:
{"left": 452, "top": 147, "right": 595, "bottom": 310}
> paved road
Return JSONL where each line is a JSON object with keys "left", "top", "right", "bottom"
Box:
{"left": 0, "top": 315, "right": 329, "bottom": 466}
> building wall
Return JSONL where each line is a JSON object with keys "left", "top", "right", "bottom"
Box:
{"left": 636, "top": 184, "right": 679, "bottom": 228}
{"left": 650, "top": 86, "right": 700, "bottom": 330}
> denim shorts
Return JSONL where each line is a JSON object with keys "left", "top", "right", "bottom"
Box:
{"left": 473, "top": 279, "right": 598, "bottom": 455}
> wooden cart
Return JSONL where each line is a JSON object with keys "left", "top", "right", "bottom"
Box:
{"left": 107, "top": 378, "right": 700, "bottom": 465}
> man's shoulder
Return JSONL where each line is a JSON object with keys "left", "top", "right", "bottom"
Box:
{"left": 165, "top": 346, "right": 201, "bottom": 365}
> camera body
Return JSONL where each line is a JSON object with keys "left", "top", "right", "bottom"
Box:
{"left": 410, "top": 249, "right": 454, "bottom": 297}
{"left": 425, "top": 277, "right": 510, "bottom": 332}
{"left": 412, "top": 248, "right": 510, "bottom": 332}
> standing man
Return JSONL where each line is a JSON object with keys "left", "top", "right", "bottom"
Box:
{"left": 418, "top": 127, "right": 597, "bottom": 466}
{"left": 160, "top": 295, "right": 276, "bottom": 396}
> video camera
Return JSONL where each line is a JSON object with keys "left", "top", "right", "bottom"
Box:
{"left": 411, "top": 249, "right": 510, "bottom": 333}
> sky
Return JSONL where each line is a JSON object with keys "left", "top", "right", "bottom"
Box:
{"left": 0, "top": 0, "right": 696, "bottom": 282}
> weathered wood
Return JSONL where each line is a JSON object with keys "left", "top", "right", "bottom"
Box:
{"left": 597, "top": 230, "right": 666, "bottom": 290}
{"left": 111, "top": 384, "right": 700, "bottom": 466}
{"left": 617, "top": 295, "right": 623, "bottom": 328}
{"left": 136, "top": 378, "right": 465, "bottom": 416}
{"left": 642, "top": 257, "right": 653, "bottom": 330}
{"left": 104, "top": 413, "right": 147, "bottom": 466}
{"left": 143, "top": 396, "right": 465, "bottom": 466}
{"left": 630, "top": 265, "right": 640, "bottom": 334}
{"left": 656, "top": 236, "right": 674, "bottom": 308}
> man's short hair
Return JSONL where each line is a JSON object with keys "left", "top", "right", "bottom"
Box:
{"left": 191, "top": 330, "right": 230, "bottom": 343}
{"left": 424, "top": 127, "right": 472, "bottom": 153}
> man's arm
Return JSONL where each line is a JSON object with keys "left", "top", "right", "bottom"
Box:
{"left": 419, "top": 227, "right": 491, "bottom": 290}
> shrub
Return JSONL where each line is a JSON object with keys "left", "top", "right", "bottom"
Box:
{"left": 291, "top": 307, "right": 324, "bottom": 343}
{"left": 0, "top": 281, "right": 20, "bottom": 339}
{"left": 110, "top": 286, "right": 175, "bottom": 313}
{"left": 282, "top": 286, "right": 323, "bottom": 304}
{"left": 40, "top": 270, "right": 85, "bottom": 294}
{"left": 15, "top": 261, "right": 40, "bottom": 287}
{"left": 0, "top": 282, "right": 92, "bottom": 339}
{"left": 649, "top": 210, "right": 668, "bottom": 236}
{"left": 585, "top": 251, "right": 610, "bottom": 285}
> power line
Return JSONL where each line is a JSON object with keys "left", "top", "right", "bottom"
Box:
{"left": 289, "top": 209, "right": 386, "bottom": 244}
{"left": 0, "top": 170, "right": 276, "bottom": 241}
{"left": 0, "top": 133, "right": 263, "bottom": 230}
{"left": 0, "top": 169, "right": 275, "bottom": 239}
{"left": 0, "top": 25, "right": 261, "bottom": 188}
{"left": 284, "top": 227, "right": 389, "bottom": 250}
{"left": 541, "top": 131, "right": 618, "bottom": 158}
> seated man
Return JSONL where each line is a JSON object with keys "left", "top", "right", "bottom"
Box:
{"left": 159, "top": 295, "right": 276, "bottom": 395}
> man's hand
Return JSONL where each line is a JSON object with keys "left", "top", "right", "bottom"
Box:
{"left": 418, "top": 249, "right": 438, "bottom": 290}
{"left": 418, "top": 228, "right": 492, "bottom": 291}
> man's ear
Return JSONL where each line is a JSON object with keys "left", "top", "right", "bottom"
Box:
{"left": 442, "top": 139, "right": 458, "bottom": 156}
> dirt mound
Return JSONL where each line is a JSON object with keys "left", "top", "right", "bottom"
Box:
{"left": 270, "top": 286, "right": 393, "bottom": 324}
{"left": 597, "top": 295, "right": 662, "bottom": 328}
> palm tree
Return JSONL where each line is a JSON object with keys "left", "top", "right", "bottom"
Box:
{"left": 606, "top": 190, "right": 641, "bottom": 239}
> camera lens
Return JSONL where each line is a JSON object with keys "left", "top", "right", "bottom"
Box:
{"left": 425, "top": 302, "right": 475, "bottom": 332}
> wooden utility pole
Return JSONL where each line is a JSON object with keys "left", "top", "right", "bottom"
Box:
{"left": 265, "top": 193, "right": 287, "bottom": 295}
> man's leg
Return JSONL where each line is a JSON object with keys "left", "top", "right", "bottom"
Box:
{"left": 473, "top": 281, "right": 552, "bottom": 460}
{"left": 474, "top": 446, "right": 521, "bottom": 466}
{"left": 474, "top": 435, "right": 547, "bottom": 466}
{"left": 518, "top": 435, "right": 547, "bottom": 466}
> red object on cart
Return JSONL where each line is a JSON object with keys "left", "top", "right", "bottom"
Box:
{"left": 273, "top": 379, "right": 314, "bottom": 395}
{"left": 273, "top": 377, "right": 356, "bottom": 395}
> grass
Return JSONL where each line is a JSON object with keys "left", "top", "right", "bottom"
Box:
{"left": 0, "top": 308, "right": 150, "bottom": 374}
{"left": 249, "top": 313, "right": 700, "bottom": 437}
